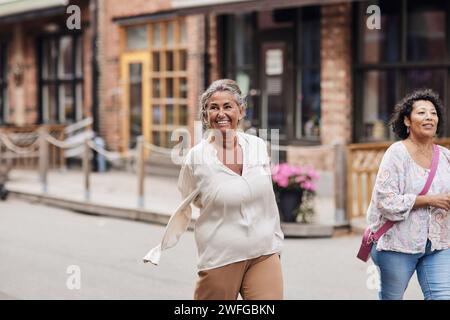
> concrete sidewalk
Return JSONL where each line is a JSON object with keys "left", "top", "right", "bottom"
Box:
{"left": 5, "top": 168, "right": 335, "bottom": 237}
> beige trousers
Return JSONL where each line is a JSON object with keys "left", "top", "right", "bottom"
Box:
{"left": 194, "top": 253, "right": 283, "bottom": 300}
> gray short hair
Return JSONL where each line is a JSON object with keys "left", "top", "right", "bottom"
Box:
{"left": 199, "top": 79, "right": 247, "bottom": 130}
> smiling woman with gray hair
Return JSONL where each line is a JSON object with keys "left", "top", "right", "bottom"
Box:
{"left": 144, "top": 79, "right": 284, "bottom": 300}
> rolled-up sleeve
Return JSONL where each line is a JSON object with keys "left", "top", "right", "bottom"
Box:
{"left": 373, "top": 147, "right": 417, "bottom": 222}
{"left": 142, "top": 152, "right": 199, "bottom": 265}
{"left": 178, "top": 157, "right": 195, "bottom": 198}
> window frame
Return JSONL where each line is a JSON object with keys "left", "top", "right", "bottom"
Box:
{"left": 294, "top": 6, "right": 321, "bottom": 142}
{"left": 38, "top": 32, "right": 84, "bottom": 124}
{"left": 147, "top": 19, "right": 189, "bottom": 148}
{"left": 122, "top": 18, "right": 189, "bottom": 148}
{"left": 0, "top": 41, "right": 7, "bottom": 124}
{"left": 219, "top": 7, "right": 322, "bottom": 145}
{"left": 353, "top": 0, "right": 450, "bottom": 142}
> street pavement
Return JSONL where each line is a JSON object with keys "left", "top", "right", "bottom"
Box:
{"left": 0, "top": 198, "right": 423, "bottom": 300}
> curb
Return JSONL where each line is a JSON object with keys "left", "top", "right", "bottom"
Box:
{"left": 9, "top": 190, "right": 335, "bottom": 238}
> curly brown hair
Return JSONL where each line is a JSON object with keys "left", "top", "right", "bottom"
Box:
{"left": 389, "top": 88, "right": 445, "bottom": 140}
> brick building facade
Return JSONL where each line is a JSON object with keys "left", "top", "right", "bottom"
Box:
{"left": 320, "top": 3, "right": 352, "bottom": 145}
{"left": 1, "top": 0, "right": 449, "bottom": 163}
{"left": 97, "top": 0, "right": 205, "bottom": 151}
{"left": 0, "top": 0, "right": 93, "bottom": 127}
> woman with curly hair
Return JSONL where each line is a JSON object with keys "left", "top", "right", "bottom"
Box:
{"left": 366, "top": 88, "right": 450, "bottom": 300}
{"left": 144, "top": 79, "right": 284, "bottom": 300}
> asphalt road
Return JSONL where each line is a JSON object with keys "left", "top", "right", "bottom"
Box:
{"left": 0, "top": 198, "right": 422, "bottom": 300}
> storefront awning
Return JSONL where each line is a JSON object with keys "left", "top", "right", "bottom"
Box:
{"left": 113, "top": 0, "right": 361, "bottom": 25}
{"left": 172, "top": 0, "right": 358, "bottom": 15}
{"left": 0, "top": 0, "right": 69, "bottom": 23}
{"left": 113, "top": 10, "right": 178, "bottom": 26}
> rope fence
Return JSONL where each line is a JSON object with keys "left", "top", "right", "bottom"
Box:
{"left": 0, "top": 133, "right": 39, "bottom": 155}
{"left": 1, "top": 122, "right": 344, "bottom": 213}
{"left": 0, "top": 121, "right": 176, "bottom": 206}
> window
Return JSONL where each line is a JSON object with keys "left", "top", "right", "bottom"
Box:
{"left": 220, "top": 8, "right": 321, "bottom": 142}
{"left": 40, "top": 34, "right": 83, "bottom": 124}
{"left": 126, "top": 25, "right": 148, "bottom": 50}
{"left": 129, "top": 63, "right": 143, "bottom": 148}
{"left": 407, "top": 0, "right": 447, "bottom": 61}
{"left": 359, "top": 1, "right": 400, "bottom": 64}
{"left": 149, "top": 19, "right": 188, "bottom": 148}
{"left": 221, "top": 13, "right": 255, "bottom": 125}
{"left": 360, "top": 70, "right": 397, "bottom": 140}
{"left": 296, "top": 6, "right": 321, "bottom": 140}
{"left": 354, "top": 0, "right": 450, "bottom": 142}
{"left": 0, "top": 42, "right": 7, "bottom": 124}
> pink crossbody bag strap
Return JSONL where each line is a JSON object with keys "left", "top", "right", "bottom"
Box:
{"left": 371, "top": 144, "right": 440, "bottom": 242}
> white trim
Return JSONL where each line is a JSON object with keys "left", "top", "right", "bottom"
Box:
{"left": 0, "top": 0, "right": 68, "bottom": 18}
{"left": 171, "top": 0, "right": 252, "bottom": 9}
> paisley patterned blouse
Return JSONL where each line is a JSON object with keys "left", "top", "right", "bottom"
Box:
{"left": 367, "top": 141, "right": 450, "bottom": 253}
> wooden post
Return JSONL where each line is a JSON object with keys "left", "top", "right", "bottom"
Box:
{"left": 38, "top": 128, "right": 48, "bottom": 193}
{"left": 346, "top": 146, "right": 353, "bottom": 221}
{"left": 60, "top": 129, "right": 67, "bottom": 171}
{"left": 83, "top": 139, "right": 91, "bottom": 201}
{"left": 137, "top": 136, "right": 145, "bottom": 208}
{"left": 333, "top": 142, "right": 347, "bottom": 225}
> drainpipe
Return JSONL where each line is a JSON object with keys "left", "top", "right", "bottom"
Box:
{"left": 90, "top": 0, "right": 100, "bottom": 171}
{"left": 204, "top": 15, "right": 209, "bottom": 89}
{"left": 91, "top": 0, "right": 99, "bottom": 135}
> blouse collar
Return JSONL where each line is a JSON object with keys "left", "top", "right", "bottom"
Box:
{"left": 203, "top": 131, "right": 248, "bottom": 175}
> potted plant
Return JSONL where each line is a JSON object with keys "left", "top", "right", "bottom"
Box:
{"left": 271, "top": 163, "right": 320, "bottom": 223}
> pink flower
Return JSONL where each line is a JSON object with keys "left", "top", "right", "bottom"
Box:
{"left": 307, "top": 168, "right": 320, "bottom": 180}
{"left": 301, "top": 181, "right": 317, "bottom": 192}
{"left": 291, "top": 166, "right": 303, "bottom": 175}
{"left": 271, "top": 164, "right": 280, "bottom": 176}
{"left": 271, "top": 163, "right": 319, "bottom": 191}
{"left": 278, "top": 177, "right": 289, "bottom": 188}
{"left": 278, "top": 163, "right": 293, "bottom": 177}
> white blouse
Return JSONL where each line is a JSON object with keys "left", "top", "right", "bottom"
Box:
{"left": 143, "top": 131, "right": 284, "bottom": 270}
{"left": 367, "top": 141, "right": 450, "bottom": 253}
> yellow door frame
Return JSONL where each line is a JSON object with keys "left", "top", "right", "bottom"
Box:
{"left": 120, "top": 52, "right": 150, "bottom": 153}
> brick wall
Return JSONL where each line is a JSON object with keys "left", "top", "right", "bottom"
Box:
{"left": 186, "top": 15, "right": 204, "bottom": 146}
{"left": 98, "top": 0, "right": 205, "bottom": 151}
{"left": 9, "top": 24, "right": 25, "bottom": 125}
{"left": 3, "top": 0, "right": 92, "bottom": 126}
{"left": 208, "top": 14, "right": 220, "bottom": 83}
{"left": 82, "top": 16, "right": 93, "bottom": 121}
{"left": 7, "top": 23, "right": 40, "bottom": 125}
{"left": 98, "top": 0, "right": 173, "bottom": 151}
{"left": 320, "top": 3, "right": 352, "bottom": 145}
{"left": 24, "top": 32, "right": 38, "bottom": 124}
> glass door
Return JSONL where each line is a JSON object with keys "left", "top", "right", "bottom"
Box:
{"left": 121, "top": 53, "right": 150, "bottom": 150}
{"left": 259, "top": 32, "right": 294, "bottom": 142}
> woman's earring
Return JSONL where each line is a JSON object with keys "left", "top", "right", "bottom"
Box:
{"left": 406, "top": 126, "right": 410, "bottom": 135}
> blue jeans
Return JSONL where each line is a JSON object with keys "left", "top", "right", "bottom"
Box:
{"left": 371, "top": 240, "right": 450, "bottom": 300}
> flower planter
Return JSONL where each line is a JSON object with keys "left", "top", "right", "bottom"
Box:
{"left": 272, "top": 162, "right": 319, "bottom": 223}
{"left": 278, "top": 189, "right": 302, "bottom": 223}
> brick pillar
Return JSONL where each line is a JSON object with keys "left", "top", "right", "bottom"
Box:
{"left": 320, "top": 3, "right": 352, "bottom": 145}
{"left": 24, "top": 34, "right": 38, "bottom": 124}
{"left": 186, "top": 15, "right": 204, "bottom": 146}
{"left": 97, "top": 0, "right": 122, "bottom": 151}
{"left": 11, "top": 24, "right": 25, "bottom": 126}
{"left": 208, "top": 14, "right": 219, "bottom": 83}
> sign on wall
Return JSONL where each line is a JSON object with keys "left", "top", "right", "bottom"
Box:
{"left": 265, "top": 49, "right": 283, "bottom": 76}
